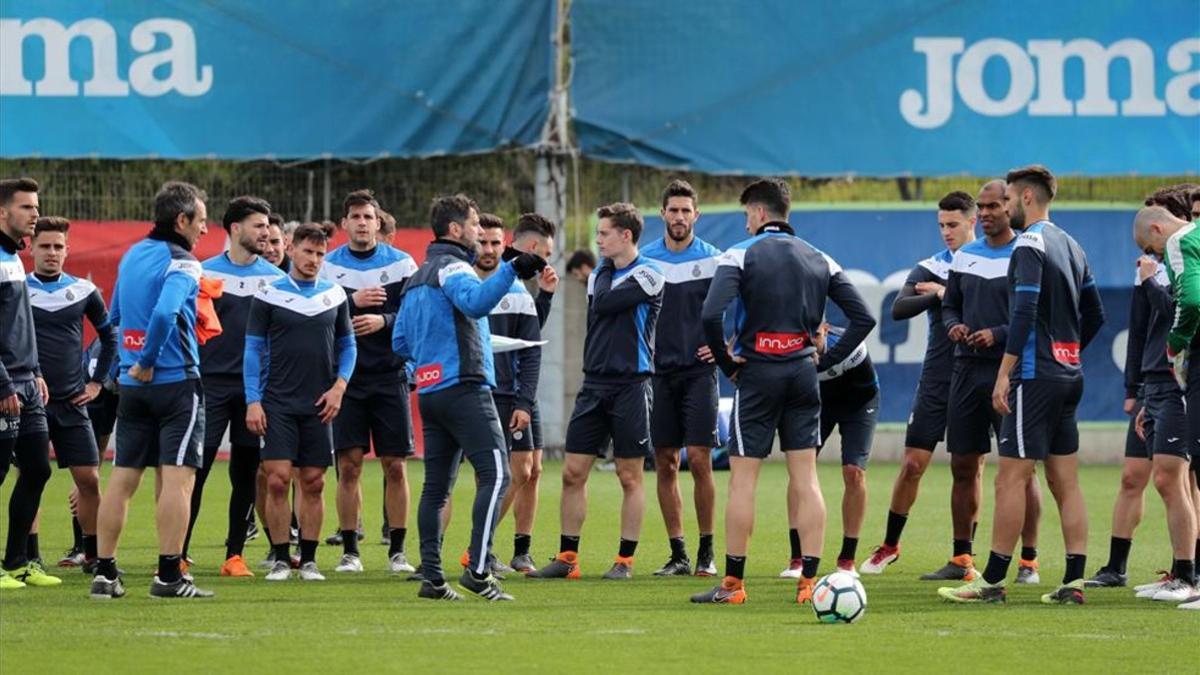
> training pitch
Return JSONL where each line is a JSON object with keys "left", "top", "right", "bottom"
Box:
{"left": 0, "top": 461, "right": 1193, "bottom": 674}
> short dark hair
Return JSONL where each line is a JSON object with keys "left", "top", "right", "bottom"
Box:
{"left": 429, "top": 194, "right": 477, "bottom": 238}
{"left": 661, "top": 179, "right": 698, "bottom": 209}
{"left": 938, "top": 191, "right": 976, "bottom": 215}
{"left": 292, "top": 221, "right": 336, "bottom": 246}
{"left": 0, "top": 177, "right": 39, "bottom": 207}
{"left": 479, "top": 212, "right": 504, "bottom": 231}
{"left": 566, "top": 249, "right": 597, "bottom": 273}
{"left": 1190, "top": 187, "right": 1200, "bottom": 207}
{"left": 268, "top": 212, "right": 284, "bottom": 228}
{"left": 222, "top": 195, "right": 272, "bottom": 231}
{"left": 343, "top": 189, "right": 380, "bottom": 218}
{"left": 514, "top": 212, "right": 556, "bottom": 240}
{"left": 1144, "top": 186, "right": 1195, "bottom": 221}
{"left": 377, "top": 209, "right": 396, "bottom": 235}
{"left": 1006, "top": 165, "right": 1057, "bottom": 204}
{"left": 596, "top": 202, "right": 644, "bottom": 243}
{"left": 739, "top": 178, "right": 790, "bottom": 218}
{"left": 153, "top": 181, "right": 207, "bottom": 231}
{"left": 33, "top": 216, "right": 69, "bottom": 238}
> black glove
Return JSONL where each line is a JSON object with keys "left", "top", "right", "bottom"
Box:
{"left": 511, "top": 251, "right": 548, "bottom": 280}
{"left": 501, "top": 246, "right": 523, "bottom": 262}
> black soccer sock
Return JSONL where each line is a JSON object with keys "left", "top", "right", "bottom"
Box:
{"left": 953, "top": 538, "right": 973, "bottom": 558}
{"left": 983, "top": 551, "right": 1012, "bottom": 585}
{"left": 801, "top": 555, "right": 820, "bottom": 579}
{"left": 1106, "top": 536, "right": 1132, "bottom": 574}
{"left": 272, "top": 542, "right": 290, "bottom": 562}
{"left": 1021, "top": 546, "right": 1038, "bottom": 562}
{"left": 4, "top": 434, "right": 51, "bottom": 569}
{"left": 698, "top": 533, "right": 714, "bottom": 558}
{"left": 726, "top": 555, "right": 746, "bottom": 580}
{"left": 389, "top": 528, "right": 408, "bottom": 557}
{"left": 513, "top": 533, "right": 531, "bottom": 558}
{"left": 560, "top": 535, "right": 580, "bottom": 554}
{"left": 1063, "top": 554, "right": 1086, "bottom": 584}
{"left": 789, "top": 528, "right": 802, "bottom": 559}
{"left": 158, "top": 554, "right": 182, "bottom": 583}
{"left": 618, "top": 539, "right": 638, "bottom": 559}
{"left": 300, "top": 539, "right": 318, "bottom": 565}
{"left": 838, "top": 536, "right": 858, "bottom": 562}
{"left": 341, "top": 529, "right": 359, "bottom": 557}
{"left": 26, "top": 533, "right": 40, "bottom": 562}
{"left": 225, "top": 444, "right": 259, "bottom": 559}
{"left": 1170, "top": 559, "right": 1195, "bottom": 585}
{"left": 83, "top": 535, "right": 98, "bottom": 561}
{"left": 72, "top": 516, "right": 84, "bottom": 551}
{"left": 96, "top": 557, "right": 119, "bottom": 579}
{"left": 669, "top": 537, "right": 687, "bottom": 561}
{"left": 883, "top": 511, "right": 907, "bottom": 548}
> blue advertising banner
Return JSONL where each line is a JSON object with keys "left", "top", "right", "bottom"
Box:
{"left": 639, "top": 207, "right": 1140, "bottom": 422}
{"left": 0, "top": 1, "right": 553, "bottom": 158}
{"left": 572, "top": 0, "right": 1200, "bottom": 176}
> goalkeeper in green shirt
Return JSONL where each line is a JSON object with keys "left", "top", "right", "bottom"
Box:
{"left": 1134, "top": 205, "right": 1200, "bottom": 390}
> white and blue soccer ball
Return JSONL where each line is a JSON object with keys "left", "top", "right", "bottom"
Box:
{"left": 811, "top": 571, "right": 867, "bottom": 624}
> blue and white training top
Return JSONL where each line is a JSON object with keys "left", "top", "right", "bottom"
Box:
{"left": 583, "top": 255, "right": 665, "bottom": 383}
{"left": 320, "top": 243, "right": 417, "bottom": 386}
{"left": 27, "top": 271, "right": 118, "bottom": 401}
{"left": 110, "top": 232, "right": 202, "bottom": 387}
{"left": 701, "top": 221, "right": 875, "bottom": 379}
{"left": 244, "top": 275, "right": 356, "bottom": 413}
{"left": 488, "top": 276, "right": 541, "bottom": 412}
{"left": 942, "top": 235, "right": 1016, "bottom": 361}
{"left": 199, "top": 252, "right": 286, "bottom": 378}
{"left": 1004, "top": 221, "right": 1105, "bottom": 382}
{"left": 393, "top": 240, "right": 517, "bottom": 395}
{"left": 0, "top": 231, "right": 39, "bottom": 398}
{"left": 640, "top": 235, "right": 722, "bottom": 375}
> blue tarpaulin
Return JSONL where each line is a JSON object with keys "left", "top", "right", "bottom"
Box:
{"left": 0, "top": 0, "right": 553, "bottom": 158}
{"left": 571, "top": 0, "right": 1200, "bottom": 176}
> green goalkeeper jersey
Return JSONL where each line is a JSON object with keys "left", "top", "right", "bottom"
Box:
{"left": 1165, "top": 221, "right": 1200, "bottom": 353}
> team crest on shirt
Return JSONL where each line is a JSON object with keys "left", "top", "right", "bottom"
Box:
{"left": 380, "top": 271, "right": 389, "bottom": 283}
{"left": 323, "top": 296, "right": 332, "bottom": 307}
{"left": 501, "top": 298, "right": 511, "bottom": 310}
{"left": 65, "top": 290, "right": 75, "bottom": 301}
{"left": 692, "top": 264, "right": 701, "bottom": 278}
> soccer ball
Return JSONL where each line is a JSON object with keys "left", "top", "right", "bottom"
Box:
{"left": 811, "top": 572, "right": 866, "bottom": 624}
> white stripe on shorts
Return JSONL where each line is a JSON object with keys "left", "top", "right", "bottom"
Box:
{"left": 175, "top": 392, "right": 200, "bottom": 466}
{"left": 1015, "top": 385, "right": 1025, "bottom": 459}
{"left": 733, "top": 389, "right": 744, "bottom": 456}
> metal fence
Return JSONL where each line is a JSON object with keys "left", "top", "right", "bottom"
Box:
{"left": 1, "top": 155, "right": 1193, "bottom": 250}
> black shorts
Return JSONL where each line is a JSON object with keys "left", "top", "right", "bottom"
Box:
{"left": 494, "top": 395, "right": 535, "bottom": 452}
{"left": 820, "top": 391, "right": 879, "bottom": 469}
{"left": 1186, "top": 365, "right": 1200, "bottom": 460}
{"left": 46, "top": 399, "right": 100, "bottom": 468}
{"left": 946, "top": 359, "right": 1002, "bottom": 455}
{"left": 1142, "top": 382, "right": 1190, "bottom": 460}
{"left": 333, "top": 379, "right": 414, "bottom": 457}
{"left": 0, "top": 379, "right": 47, "bottom": 440}
{"left": 262, "top": 407, "right": 334, "bottom": 468}
{"left": 1124, "top": 394, "right": 1148, "bottom": 459}
{"left": 998, "top": 379, "right": 1083, "bottom": 460}
{"left": 565, "top": 380, "right": 652, "bottom": 460}
{"left": 115, "top": 379, "right": 205, "bottom": 469}
{"left": 651, "top": 369, "right": 719, "bottom": 449}
{"left": 904, "top": 379, "right": 948, "bottom": 452}
{"left": 87, "top": 386, "right": 119, "bottom": 439}
{"left": 727, "top": 359, "right": 821, "bottom": 460}
{"left": 531, "top": 403, "right": 543, "bottom": 449}
{"left": 202, "top": 374, "right": 259, "bottom": 449}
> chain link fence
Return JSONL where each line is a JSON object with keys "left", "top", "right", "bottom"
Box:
{"left": 2, "top": 156, "right": 1192, "bottom": 251}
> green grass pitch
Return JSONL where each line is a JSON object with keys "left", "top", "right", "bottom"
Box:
{"left": 1, "top": 460, "right": 1194, "bottom": 673}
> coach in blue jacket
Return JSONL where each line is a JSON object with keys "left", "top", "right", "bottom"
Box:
{"left": 393, "top": 194, "right": 545, "bottom": 602}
